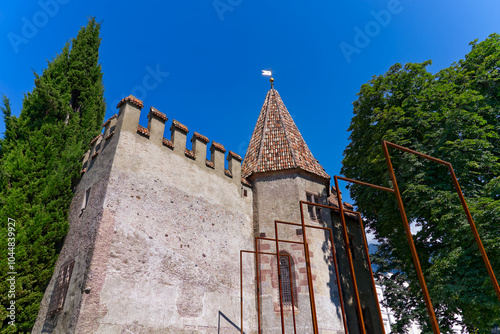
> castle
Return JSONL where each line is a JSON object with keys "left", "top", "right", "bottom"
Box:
{"left": 32, "top": 82, "right": 382, "bottom": 333}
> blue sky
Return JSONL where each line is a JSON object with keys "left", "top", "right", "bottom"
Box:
{"left": 1, "top": 0, "right": 500, "bottom": 213}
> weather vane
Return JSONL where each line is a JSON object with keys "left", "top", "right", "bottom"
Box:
{"left": 261, "top": 69, "right": 273, "bottom": 88}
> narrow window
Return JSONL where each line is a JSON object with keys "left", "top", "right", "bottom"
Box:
{"left": 279, "top": 256, "right": 292, "bottom": 305}
{"left": 82, "top": 187, "right": 91, "bottom": 212}
{"left": 48, "top": 260, "right": 75, "bottom": 315}
{"left": 306, "top": 193, "right": 315, "bottom": 219}
{"left": 306, "top": 193, "right": 322, "bottom": 221}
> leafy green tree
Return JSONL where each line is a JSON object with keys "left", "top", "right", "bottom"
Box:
{"left": 0, "top": 18, "right": 105, "bottom": 333}
{"left": 343, "top": 34, "right": 500, "bottom": 333}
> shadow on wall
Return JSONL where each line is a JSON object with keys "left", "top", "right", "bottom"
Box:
{"left": 318, "top": 200, "right": 344, "bottom": 327}
{"left": 41, "top": 316, "right": 56, "bottom": 333}
{"left": 218, "top": 310, "right": 245, "bottom": 334}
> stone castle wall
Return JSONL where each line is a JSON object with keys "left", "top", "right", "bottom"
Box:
{"left": 33, "top": 94, "right": 383, "bottom": 334}
{"left": 34, "top": 97, "right": 255, "bottom": 333}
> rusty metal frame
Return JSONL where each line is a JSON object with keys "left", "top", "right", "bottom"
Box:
{"left": 331, "top": 140, "right": 500, "bottom": 334}
{"left": 382, "top": 141, "right": 500, "bottom": 302}
{"left": 276, "top": 218, "right": 350, "bottom": 334}
{"left": 300, "top": 200, "right": 387, "bottom": 334}
{"left": 240, "top": 216, "right": 351, "bottom": 334}
{"left": 240, "top": 250, "right": 294, "bottom": 334}
{"left": 239, "top": 141, "right": 498, "bottom": 333}
{"left": 334, "top": 173, "right": 443, "bottom": 333}
{"left": 256, "top": 236, "right": 300, "bottom": 334}
{"left": 273, "top": 223, "right": 299, "bottom": 333}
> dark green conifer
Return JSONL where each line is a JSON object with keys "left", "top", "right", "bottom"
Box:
{"left": 0, "top": 18, "right": 105, "bottom": 333}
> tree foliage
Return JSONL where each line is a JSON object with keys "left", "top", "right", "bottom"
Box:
{"left": 0, "top": 18, "right": 105, "bottom": 333}
{"left": 342, "top": 34, "right": 500, "bottom": 332}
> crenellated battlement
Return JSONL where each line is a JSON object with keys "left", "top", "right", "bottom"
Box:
{"left": 35, "top": 84, "right": 383, "bottom": 334}
{"left": 81, "top": 95, "right": 251, "bottom": 188}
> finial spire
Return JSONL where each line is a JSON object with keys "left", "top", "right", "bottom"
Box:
{"left": 261, "top": 69, "right": 273, "bottom": 88}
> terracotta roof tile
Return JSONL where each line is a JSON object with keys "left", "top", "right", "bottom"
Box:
{"left": 105, "top": 131, "right": 115, "bottom": 140}
{"left": 242, "top": 89, "right": 330, "bottom": 180}
{"left": 328, "top": 187, "right": 356, "bottom": 217}
{"left": 90, "top": 134, "right": 102, "bottom": 147}
{"left": 162, "top": 138, "right": 174, "bottom": 149}
{"left": 185, "top": 148, "right": 195, "bottom": 160}
{"left": 102, "top": 114, "right": 117, "bottom": 128}
{"left": 81, "top": 168, "right": 87, "bottom": 174}
{"left": 117, "top": 95, "right": 144, "bottom": 109}
{"left": 206, "top": 159, "right": 215, "bottom": 169}
{"left": 241, "top": 178, "right": 251, "bottom": 187}
{"left": 81, "top": 150, "right": 90, "bottom": 161}
{"left": 225, "top": 169, "right": 232, "bottom": 177}
{"left": 211, "top": 141, "right": 226, "bottom": 153}
{"left": 137, "top": 125, "right": 150, "bottom": 138}
{"left": 193, "top": 132, "right": 209, "bottom": 144}
{"left": 228, "top": 150, "right": 242, "bottom": 161}
{"left": 171, "top": 120, "right": 189, "bottom": 134}
{"left": 149, "top": 107, "right": 167, "bottom": 122}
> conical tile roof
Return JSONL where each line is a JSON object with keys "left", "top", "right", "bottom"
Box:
{"left": 242, "top": 88, "right": 330, "bottom": 180}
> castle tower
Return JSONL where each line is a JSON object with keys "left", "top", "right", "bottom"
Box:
{"left": 242, "top": 82, "right": 383, "bottom": 334}
{"left": 242, "top": 84, "right": 345, "bottom": 333}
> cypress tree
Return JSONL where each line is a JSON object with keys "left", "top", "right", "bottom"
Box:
{"left": 0, "top": 18, "right": 105, "bottom": 333}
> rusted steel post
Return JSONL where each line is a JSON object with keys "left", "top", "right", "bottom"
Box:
{"left": 274, "top": 222, "right": 286, "bottom": 334}
{"left": 257, "top": 237, "right": 302, "bottom": 332}
{"left": 300, "top": 201, "right": 320, "bottom": 334}
{"left": 287, "top": 252, "right": 298, "bottom": 334}
{"left": 335, "top": 176, "right": 395, "bottom": 193}
{"left": 241, "top": 250, "right": 293, "bottom": 334}
{"left": 446, "top": 165, "right": 500, "bottom": 301}
{"left": 241, "top": 250, "right": 243, "bottom": 333}
{"left": 276, "top": 217, "right": 349, "bottom": 333}
{"left": 334, "top": 176, "right": 367, "bottom": 334}
{"left": 283, "top": 253, "right": 297, "bottom": 334}
{"left": 356, "top": 212, "right": 386, "bottom": 334}
{"left": 301, "top": 201, "right": 386, "bottom": 334}
{"left": 383, "top": 141, "right": 448, "bottom": 164}
{"left": 255, "top": 237, "right": 261, "bottom": 333}
{"left": 274, "top": 220, "right": 298, "bottom": 334}
{"left": 327, "top": 225, "right": 350, "bottom": 334}
{"left": 382, "top": 141, "right": 441, "bottom": 334}
{"left": 252, "top": 218, "right": 354, "bottom": 333}
{"left": 305, "top": 243, "right": 319, "bottom": 333}
{"left": 384, "top": 140, "right": 500, "bottom": 301}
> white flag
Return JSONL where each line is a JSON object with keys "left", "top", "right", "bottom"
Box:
{"left": 262, "top": 70, "right": 272, "bottom": 76}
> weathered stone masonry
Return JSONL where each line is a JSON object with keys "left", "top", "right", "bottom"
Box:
{"left": 33, "top": 86, "right": 382, "bottom": 334}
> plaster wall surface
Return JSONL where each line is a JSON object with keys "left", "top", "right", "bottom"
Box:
{"left": 77, "top": 130, "right": 255, "bottom": 333}
{"left": 251, "top": 171, "right": 344, "bottom": 333}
